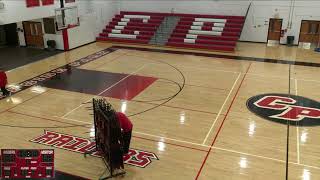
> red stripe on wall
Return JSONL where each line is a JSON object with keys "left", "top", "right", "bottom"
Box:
{"left": 62, "top": 29, "right": 69, "bottom": 51}
{"left": 41, "top": 0, "right": 54, "bottom": 6}
{"left": 26, "top": 0, "right": 40, "bottom": 7}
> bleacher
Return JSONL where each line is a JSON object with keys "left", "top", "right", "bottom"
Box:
{"left": 97, "top": 12, "right": 165, "bottom": 44}
{"left": 97, "top": 11, "right": 245, "bottom": 52}
{"left": 167, "top": 14, "right": 245, "bottom": 51}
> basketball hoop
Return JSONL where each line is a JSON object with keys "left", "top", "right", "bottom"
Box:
{"left": 55, "top": 6, "right": 80, "bottom": 31}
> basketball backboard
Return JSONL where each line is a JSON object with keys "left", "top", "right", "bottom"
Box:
{"left": 55, "top": 6, "right": 80, "bottom": 30}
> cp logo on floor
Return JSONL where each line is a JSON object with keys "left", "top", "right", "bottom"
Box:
{"left": 247, "top": 94, "right": 320, "bottom": 126}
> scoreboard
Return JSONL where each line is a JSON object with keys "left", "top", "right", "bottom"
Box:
{"left": 0, "top": 149, "right": 54, "bottom": 179}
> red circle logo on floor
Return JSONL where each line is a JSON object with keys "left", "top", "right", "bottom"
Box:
{"left": 246, "top": 94, "right": 320, "bottom": 126}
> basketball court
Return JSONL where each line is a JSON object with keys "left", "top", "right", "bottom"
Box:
{"left": 0, "top": 41, "right": 319, "bottom": 179}
{"left": 1, "top": 0, "right": 320, "bottom": 180}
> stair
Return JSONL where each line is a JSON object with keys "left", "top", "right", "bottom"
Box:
{"left": 149, "top": 16, "right": 180, "bottom": 46}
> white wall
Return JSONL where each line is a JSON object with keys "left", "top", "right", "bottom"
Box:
{"left": 67, "top": 13, "right": 96, "bottom": 49}
{"left": 44, "top": 33, "right": 64, "bottom": 50}
{"left": 119, "top": 0, "right": 248, "bottom": 16}
{"left": 67, "top": 0, "right": 119, "bottom": 49}
{"left": 0, "top": 0, "right": 119, "bottom": 50}
{"left": 16, "top": 22, "right": 26, "bottom": 46}
{"left": 241, "top": 1, "right": 320, "bottom": 44}
{"left": 0, "top": 0, "right": 60, "bottom": 25}
{"left": 119, "top": 0, "right": 320, "bottom": 44}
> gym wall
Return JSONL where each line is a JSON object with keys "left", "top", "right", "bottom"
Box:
{"left": 67, "top": 0, "right": 118, "bottom": 49}
{"left": 118, "top": 0, "right": 320, "bottom": 45}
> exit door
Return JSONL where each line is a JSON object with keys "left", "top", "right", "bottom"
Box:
{"left": 298, "top": 20, "right": 320, "bottom": 49}
{"left": 267, "top": 18, "right": 283, "bottom": 44}
{"left": 23, "top": 21, "right": 44, "bottom": 48}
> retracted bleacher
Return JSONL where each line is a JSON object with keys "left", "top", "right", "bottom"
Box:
{"left": 97, "top": 12, "right": 165, "bottom": 44}
{"left": 97, "top": 11, "right": 245, "bottom": 52}
{"left": 167, "top": 14, "right": 245, "bottom": 52}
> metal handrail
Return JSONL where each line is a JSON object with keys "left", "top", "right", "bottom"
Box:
{"left": 239, "top": 2, "right": 252, "bottom": 38}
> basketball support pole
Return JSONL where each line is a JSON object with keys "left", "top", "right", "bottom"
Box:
{"left": 59, "top": 0, "right": 70, "bottom": 50}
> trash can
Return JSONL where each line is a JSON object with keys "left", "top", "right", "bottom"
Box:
{"left": 287, "top": 36, "right": 294, "bottom": 46}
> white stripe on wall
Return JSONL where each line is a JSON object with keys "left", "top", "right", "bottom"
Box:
{"left": 184, "top": 39, "right": 196, "bottom": 43}
{"left": 124, "top": 15, "right": 151, "bottom": 19}
{"left": 195, "top": 18, "right": 227, "bottom": 23}
{"left": 108, "top": 33, "right": 137, "bottom": 39}
{"left": 188, "top": 30, "right": 222, "bottom": 36}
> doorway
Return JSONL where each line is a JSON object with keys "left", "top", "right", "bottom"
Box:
{"left": 267, "top": 18, "right": 283, "bottom": 46}
{"left": 298, "top": 20, "right": 320, "bottom": 49}
{"left": 23, "top": 21, "right": 44, "bottom": 48}
{"left": 0, "top": 23, "right": 19, "bottom": 47}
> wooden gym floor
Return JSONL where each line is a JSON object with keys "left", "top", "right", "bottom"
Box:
{"left": 1, "top": 42, "right": 320, "bottom": 179}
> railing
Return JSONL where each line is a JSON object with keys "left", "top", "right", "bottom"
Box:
{"left": 239, "top": 2, "right": 252, "bottom": 38}
{"left": 154, "top": 17, "right": 169, "bottom": 44}
{"left": 152, "top": 16, "right": 180, "bottom": 45}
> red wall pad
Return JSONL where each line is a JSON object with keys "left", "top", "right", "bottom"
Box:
{"left": 26, "top": 0, "right": 40, "bottom": 7}
{"left": 42, "top": 0, "right": 54, "bottom": 6}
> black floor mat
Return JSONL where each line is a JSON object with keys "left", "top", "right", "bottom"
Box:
{"left": 0, "top": 46, "right": 62, "bottom": 71}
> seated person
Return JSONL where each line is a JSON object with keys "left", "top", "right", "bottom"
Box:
{"left": 115, "top": 112, "right": 133, "bottom": 154}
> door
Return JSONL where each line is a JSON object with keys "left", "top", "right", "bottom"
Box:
{"left": 299, "top": 20, "right": 320, "bottom": 45}
{"left": 0, "top": 26, "right": 6, "bottom": 46}
{"left": 267, "top": 18, "right": 283, "bottom": 42}
{"left": 4, "top": 23, "right": 19, "bottom": 46}
{"left": 23, "top": 21, "right": 44, "bottom": 48}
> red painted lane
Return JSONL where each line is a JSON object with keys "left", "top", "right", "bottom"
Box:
{"left": 101, "top": 75, "right": 157, "bottom": 100}
{"left": 195, "top": 63, "right": 252, "bottom": 179}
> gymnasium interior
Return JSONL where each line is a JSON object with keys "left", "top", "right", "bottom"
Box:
{"left": 0, "top": 0, "right": 320, "bottom": 179}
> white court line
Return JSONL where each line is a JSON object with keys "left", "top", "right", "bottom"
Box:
{"left": 212, "top": 146, "right": 286, "bottom": 163}
{"left": 127, "top": 53, "right": 240, "bottom": 74}
{"left": 56, "top": 115, "right": 320, "bottom": 170}
{"left": 245, "top": 72, "right": 320, "bottom": 83}
{"left": 61, "top": 63, "right": 150, "bottom": 118}
{"left": 117, "top": 52, "right": 320, "bottom": 83}
{"left": 134, "top": 130, "right": 320, "bottom": 170}
{"left": 295, "top": 78, "right": 300, "bottom": 164}
{"left": 211, "top": 146, "right": 320, "bottom": 170}
{"left": 202, "top": 73, "right": 241, "bottom": 145}
{"left": 133, "top": 131, "right": 210, "bottom": 148}
{"left": 53, "top": 116, "right": 92, "bottom": 125}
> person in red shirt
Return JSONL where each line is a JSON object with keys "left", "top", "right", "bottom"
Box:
{"left": 115, "top": 112, "right": 133, "bottom": 154}
{"left": 0, "top": 68, "right": 10, "bottom": 96}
